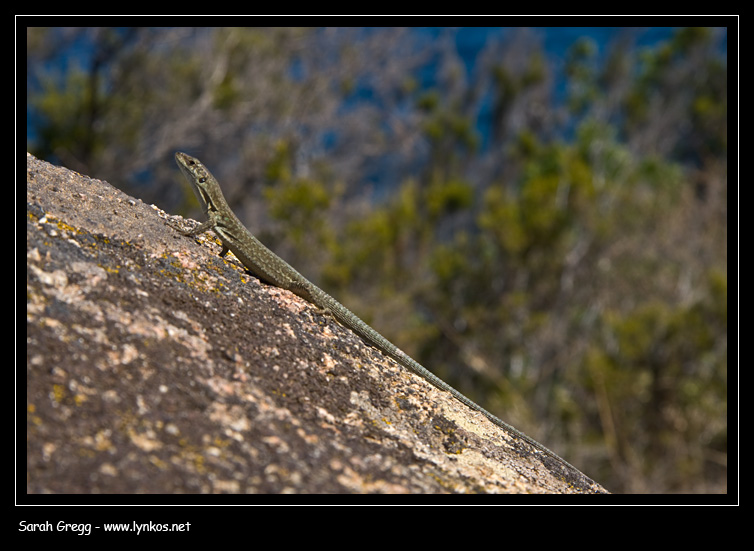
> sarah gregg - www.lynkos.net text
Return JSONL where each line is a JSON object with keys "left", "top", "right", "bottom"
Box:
{"left": 19, "top": 521, "right": 192, "bottom": 535}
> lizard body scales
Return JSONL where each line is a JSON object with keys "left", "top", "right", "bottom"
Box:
{"left": 174, "top": 151, "right": 593, "bottom": 484}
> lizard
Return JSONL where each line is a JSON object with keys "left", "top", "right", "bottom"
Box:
{"left": 173, "top": 151, "right": 594, "bottom": 484}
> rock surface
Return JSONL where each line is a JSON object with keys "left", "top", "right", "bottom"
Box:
{"left": 25, "top": 153, "right": 607, "bottom": 494}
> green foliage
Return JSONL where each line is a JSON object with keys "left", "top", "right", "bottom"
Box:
{"left": 324, "top": 179, "right": 423, "bottom": 290}
{"left": 426, "top": 176, "right": 474, "bottom": 219}
{"left": 418, "top": 89, "right": 480, "bottom": 171}
{"left": 565, "top": 37, "right": 599, "bottom": 115}
{"left": 29, "top": 62, "right": 106, "bottom": 161}
{"left": 262, "top": 139, "right": 336, "bottom": 251}
{"left": 624, "top": 27, "right": 726, "bottom": 163}
{"left": 479, "top": 135, "right": 597, "bottom": 262}
{"left": 27, "top": 27, "right": 728, "bottom": 493}
{"left": 263, "top": 177, "right": 330, "bottom": 239}
{"left": 478, "top": 185, "right": 528, "bottom": 256}
{"left": 583, "top": 276, "right": 727, "bottom": 490}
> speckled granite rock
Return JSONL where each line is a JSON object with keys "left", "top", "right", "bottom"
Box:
{"left": 25, "top": 153, "right": 607, "bottom": 494}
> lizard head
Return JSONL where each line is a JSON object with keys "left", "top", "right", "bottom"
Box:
{"left": 175, "top": 152, "right": 221, "bottom": 214}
